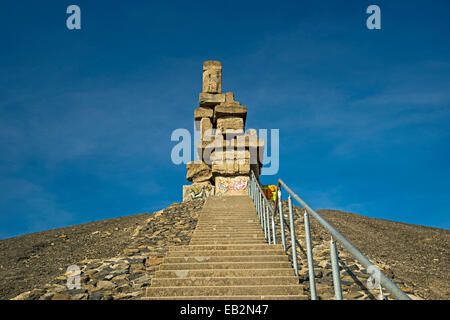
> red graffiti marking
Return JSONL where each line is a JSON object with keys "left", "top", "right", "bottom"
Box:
{"left": 232, "top": 180, "right": 247, "bottom": 191}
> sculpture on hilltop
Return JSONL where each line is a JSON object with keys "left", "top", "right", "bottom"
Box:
{"left": 183, "top": 61, "right": 264, "bottom": 201}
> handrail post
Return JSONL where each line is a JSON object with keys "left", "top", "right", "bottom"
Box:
{"left": 262, "top": 196, "right": 267, "bottom": 240}
{"left": 256, "top": 190, "right": 260, "bottom": 220}
{"left": 288, "top": 195, "right": 299, "bottom": 276}
{"left": 266, "top": 203, "right": 271, "bottom": 244}
{"left": 277, "top": 189, "right": 287, "bottom": 251}
{"left": 330, "top": 236, "right": 343, "bottom": 300}
{"left": 260, "top": 193, "right": 264, "bottom": 231}
{"left": 271, "top": 205, "right": 276, "bottom": 244}
{"left": 304, "top": 209, "right": 317, "bottom": 300}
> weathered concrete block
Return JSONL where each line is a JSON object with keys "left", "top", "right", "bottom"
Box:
{"left": 214, "top": 103, "right": 247, "bottom": 123}
{"left": 216, "top": 117, "right": 244, "bottom": 134}
{"left": 199, "top": 93, "right": 226, "bottom": 107}
{"left": 238, "top": 162, "right": 251, "bottom": 174}
{"left": 200, "top": 117, "right": 213, "bottom": 141}
{"left": 211, "top": 150, "right": 250, "bottom": 163}
{"left": 214, "top": 176, "right": 250, "bottom": 196}
{"left": 194, "top": 106, "right": 213, "bottom": 120}
{"left": 186, "top": 161, "right": 212, "bottom": 183}
{"left": 202, "top": 61, "right": 222, "bottom": 94}
{"left": 183, "top": 182, "right": 215, "bottom": 202}
{"left": 211, "top": 161, "right": 238, "bottom": 176}
{"left": 196, "top": 135, "right": 233, "bottom": 165}
{"left": 232, "top": 134, "right": 265, "bottom": 165}
{"left": 225, "top": 92, "right": 234, "bottom": 102}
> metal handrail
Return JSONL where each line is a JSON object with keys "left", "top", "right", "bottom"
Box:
{"left": 247, "top": 171, "right": 411, "bottom": 300}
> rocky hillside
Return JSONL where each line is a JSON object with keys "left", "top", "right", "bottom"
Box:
{"left": 1, "top": 199, "right": 448, "bottom": 300}
{"left": 0, "top": 200, "right": 204, "bottom": 300}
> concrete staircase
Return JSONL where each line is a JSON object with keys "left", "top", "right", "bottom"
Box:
{"left": 145, "top": 195, "right": 307, "bottom": 300}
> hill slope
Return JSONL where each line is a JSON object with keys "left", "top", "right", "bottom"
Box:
{"left": 0, "top": 200, "right": 448, "bottom": 300}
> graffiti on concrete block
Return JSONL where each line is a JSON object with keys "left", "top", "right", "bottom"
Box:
{"left": 215, "top": 176, "right": 249, "bottom": 196}
{"left": 183, "top": 184, "right": 214, "bottom": 202}
{"left": 233, "top": 180, "right": 247, "bottom": 191}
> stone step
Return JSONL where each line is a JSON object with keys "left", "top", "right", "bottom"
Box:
{"left": 189, "top": 240, "right": 265, "bottom": 245}
{"left": 191, "top": 234, "right": 265, "bottom": 239}
{"left": 197, "top": 218, "right": 259, "bottom": 222}
{"left": 200, "top": 212, "right": 257, "bottom": 215}
{"left": 198, "top": 220, "right": 258, "bottom": 223}
{"left": 163, "top": 255, "right": 289, "bottom": 264}
{"left": 193, "top": 231, "right": 264, "bottom": 235}
{"left": 190, "top": 240, "right": 266, "bottom": 244}
{"left": 166, "top": 249, "right": 286, "bottom": 257}
{"left": 192, "top": 230, "right": 265, "bottom": 235}
{"left": 196, "top": 223, "right": 260, "bottom": 227}
{"left": 159, "top": 261, "right": 292, "bottom": 270}
{"left": 199, "top": 215, "right": 258, "bottom": 219}
{"left": 168, "top": 244, "right": 284, "bottom": 251}
{"left": 146, "top": 285, "right": 304, "bottom": 297}
{"left": 195, "top": 225, "right": 262, "bottom": 229}
{"left": 151, "top": 276, "right": 298, "bottom": 287}
{"left": 144, "top": 294, "right": 307, "bottom": 300}
{"left": 199, "top": 213, "right": 258, "bottom": 216}
{"left": 195, "top": 224, "right": 261, "bottom": 228}
{"left": 202, "top": 208, "right": 256, "bottom": 212}
{"left": 197, "top": 219, "right": 260, "bottom": 222}
{"left": 191, "top": 236, "right": 265, "bottom": 241}
{"left": 194, "top": 228, "right": 264, "bottom": 233}
{"left": 155, "top": 268, "right": 295, "bottom": 278}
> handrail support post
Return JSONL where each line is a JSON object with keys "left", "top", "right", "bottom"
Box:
{"left": 330, "top": 236, "right": 343, "bottom": 300}
{"left": 288, "top": 196, "right": 299, "bottom": 277}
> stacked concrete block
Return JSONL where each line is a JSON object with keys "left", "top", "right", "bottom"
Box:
{"left": 183, "top": 61, "right": 264, "bottom": 202}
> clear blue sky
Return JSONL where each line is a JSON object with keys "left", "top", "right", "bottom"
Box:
{"left": 0, "top": 0, "right": 449, "bottom": 239}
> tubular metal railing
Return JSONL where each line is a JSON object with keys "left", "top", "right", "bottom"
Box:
{"left": 247, "top": 170, "right": 411, "bottom": 300}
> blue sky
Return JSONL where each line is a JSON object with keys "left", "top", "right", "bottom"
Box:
{"left": 0, "top": 0, "right": 449, "bottom": 239}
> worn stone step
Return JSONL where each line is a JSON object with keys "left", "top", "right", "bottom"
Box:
{"left": 191, "top": 234, "right": 265, "bottom": 239}
{"left": 200, "top": 212, "right": 257, "bottom": 215}
{"left": 146, "top": 285, "right": 304, "bottom": 297}
{"left": 193, "top": 230, "right": 265, "bottom": 235}
{"left": 163, "top": 255, "right": 289, "bottom": 264}
{"left": 199, "top": 215, "right": 258, "bottom": 219}
{"left": 194, "top": 229, "right": 263, "bottom": 234}
{"left": 195, "top": 226, "right": 263, "bottom": 230}
{"left": 168, "top": 244, "right": 283, "bottom": 251}
{"left": 155, "top": 268, "right": 295, "bottom": 278}
{"left": 196, "top": 223, "right": 260, "bottom": 227}
{"left": 144, "top": 294, "right": 307, "bottom": 300}
{"left": 151, "top": 276, "right": 299, "bottom": 287}
{"left": 190, "top": 240, "right": 266, "bottom": 244}
{"left": 159, "top": 261, "right": 292, "bottom": 270}
{"left": 197, "top": 218, "right": 259, "bottom": 221}
{"left": 195, "top": 224, "right": 261, "bottom": 229}
{"left": 197, "top": 218, "right": 259, "bottom": 222}
{"left": 201, "top": 212, "right": 257, "bottom": 215}
{"left": 189, "top": 240, "right": 265, "bottom": 245}
{"left": 190, "top": 236, "right": 263, "bottom": 240}
{"left": 193, "top": 232, "right": 263, "bottom": 236}
{"left": 166, "top": 249, "right": 286, "bottom": 257}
